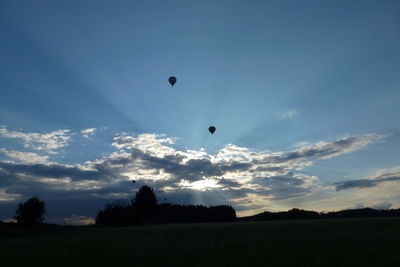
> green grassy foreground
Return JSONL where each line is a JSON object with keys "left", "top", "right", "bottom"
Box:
{"left": 1, "top": 217, "right": 400, "bottom": 267}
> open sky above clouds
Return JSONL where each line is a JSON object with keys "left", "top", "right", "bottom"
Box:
{"left": 1, "top": 0, "right": 400, "bottom": 224}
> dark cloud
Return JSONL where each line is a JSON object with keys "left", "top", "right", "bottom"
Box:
{"left": 217, "top": 178, "right": 241, "bottom": 188}
{"left": 159, "top": 158, "right": 221, "bottom": 182}
{"left": 220, "top": 162, "right": 252, "bottom": 172}
{"left": 250, "top": 166, "right": 286, "bottom": 173}
{"left": 257, "top": 174, "right": 305, "bottom": 187}
{"left": 0, "top": 161, "right": 104, "bottom": 181}
{"left": 335, "top": 180, "right": 377, "bottom": 191}
{"left": 335, "top": 174, "right": 400, "bottom": 191}
{"left": 249, "top": 173, "right": 313, "bottom": 200}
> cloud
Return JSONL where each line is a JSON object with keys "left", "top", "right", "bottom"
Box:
{"left": 0, "top": 188, "right": 21, "bottom": 202}
{"left": 0, "top": 126, "right": 71, "bottom": 154}
{"left": 112, "top": 134, "right": 176, "bottom": 156}
{"left": 252, "top": 173, "right": 318, "bottom": 200}
{"left": 279, "top": 110, "right": 298, "bottom": 119}
{"left": 277, "top": 134, "right": 385, "bottom": 161}
{"left": 335, "top": 167, "right": 400, "bottom": 191}
{"left": 0, "top": 148, "right": 51, "bottom": 164}
{"left": 0, "top": 133, "right": 384, "bottom": 194}
{"left": 81, "top": 128, "right": 97, "bottom": 139}
{"left": 0, "top": 132, "right": 386, "bottom": 221}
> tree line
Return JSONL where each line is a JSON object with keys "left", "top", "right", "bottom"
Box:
{"left": 95, "top": 185, "right": 237, "bottom": 226}
{"left": 239, "top": 207, "right": 400, "bottom": 222}
{"left": 8, "top": 187, "right": 400, "bottom": 227}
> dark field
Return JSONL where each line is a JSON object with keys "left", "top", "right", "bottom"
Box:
{"left": 1, "top": 218, "right": 400, "bottom": 267}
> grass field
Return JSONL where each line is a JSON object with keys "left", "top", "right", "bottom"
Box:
{"left": 1, "top": 217, "right": 400, "bottom": 266}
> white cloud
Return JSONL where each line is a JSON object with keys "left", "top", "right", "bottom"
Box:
{"left": 0, "top": 148, "right": 51, "bottom": 164}
{"left": 81, "top": 128, "right": 97, "bottom": 139}
{"left": 112, "top": 133, "right": 176, "bottom": 157}
{"left": 0, "top": 126, "right": 71, "bottom": 154}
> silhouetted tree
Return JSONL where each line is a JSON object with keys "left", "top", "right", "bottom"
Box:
{"left": 132, "top": 186, "right": 157, "bottom": 212}
{"left": 131, "top": 186, "right": 158, "bottom": 224}
{"left": 15, "top": 197, "right": 45, "bottom": 226}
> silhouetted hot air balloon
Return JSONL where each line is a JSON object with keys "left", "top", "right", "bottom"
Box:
{"left": 208, "top": 126, "right": 216, "bottom": 134}
{"left": 168, "top": 76, "right": 177, "bottom": 86}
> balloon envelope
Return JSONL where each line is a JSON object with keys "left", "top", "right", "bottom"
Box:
{"left": 208, "top": 126, "right": 216, "bottom": 134}
{"left": 168, "top": 76, "right": 177, "bottom": 86}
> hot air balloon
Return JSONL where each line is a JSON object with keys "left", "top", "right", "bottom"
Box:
{"left": 168, "top": 76, "right": 177, "bottom": 86}
{"left": 208, "top": 126, "right": 216, "bottom": 134}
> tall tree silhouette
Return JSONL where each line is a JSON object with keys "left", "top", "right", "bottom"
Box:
{"left": 131, "top": 186, "right": 157, "bottom": 224}
{"left": 15, "top": 196, "right": 45, "bottom": 226}
{"left": 132, "top": 186, "right": 157, "bottom": 212}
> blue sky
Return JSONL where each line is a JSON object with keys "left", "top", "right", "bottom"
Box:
{"left": 1, "top": 0, "right": 400, "bottom": 224}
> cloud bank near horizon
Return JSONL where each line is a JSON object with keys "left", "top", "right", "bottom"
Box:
{"left": 0, "top": 125, "right": 389, "bottom": 222}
